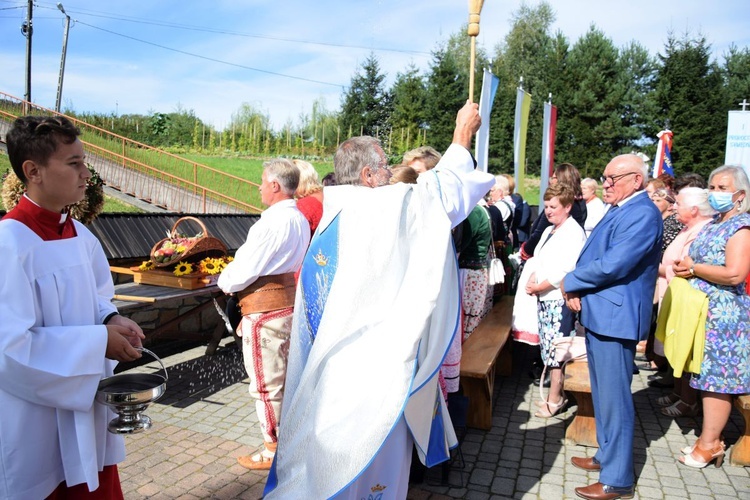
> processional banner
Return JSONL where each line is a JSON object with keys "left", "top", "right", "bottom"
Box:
{"left": 652, "top": 130, "right": 674, "bottom": 178}
{"left": 725, "top": 111, "right": 750, "bottom": 178}
{"left": 538, "top": 100, "right": 557, "bottom": 207}
{"left": 513, "top": 87, "right": 532, "bottom": 198}
{"left": 475, "top": 68, "right": 500, "bottom": 173}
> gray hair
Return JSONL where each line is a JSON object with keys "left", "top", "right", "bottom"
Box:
{"left": 263, "top": 158, "right": 300, "bottom": 196}
{"left": 678, "top": 187, "right": 716, "bottom": 217}
{"left": 334, "top": 136, "right": 385, "bottom": 186}
{"left": 493, "top": 174, "right": 511, "bottom": 196}
{"left": 638, "top": 160, "right": 650, "bottom": 189}
{"left": 581, "top": 177, "right": 599, "bottom": 191}
{"left": 708, "top": 165, "right": 750, "bottom": 213}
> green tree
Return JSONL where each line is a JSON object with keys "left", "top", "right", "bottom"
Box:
{"left": 424, "top": 46, "right": 468, "bottom": 152}
{"left": 389, "top": 64, "right": 427, "bottom": 153}
{"left": 618, "top": 41, "right": 658, "bottom": 151}
{"left": 444, "top": 24, "right": 490, "bottom": 103}
{"left": 490, "top": 1, "right": 557, "bottom": 174}
{"left": 723, "top": 45, "right": 750, "bottom": 112}
{"left": 561, "top": 26, "right": 627, "bottom": 175}
{"left": 229, "top": 103, "right": 271, "bottom": 155}
{"left": 653, "top": 34, "right": 726, "bottom": 178}
{"left": 339, "top": 53, "right": 392, "bottom": 140}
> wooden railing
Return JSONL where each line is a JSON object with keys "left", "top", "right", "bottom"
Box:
{"left": 0, "top": 92, "right": 262, "bottom": 213}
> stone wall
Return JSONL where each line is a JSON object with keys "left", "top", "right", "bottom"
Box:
{"left": 115, "top": 279, "right": 225, "bottom": 347}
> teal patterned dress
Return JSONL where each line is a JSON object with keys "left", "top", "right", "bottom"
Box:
{"left": 688, "top": 213, "right": 750, "bottom": 394}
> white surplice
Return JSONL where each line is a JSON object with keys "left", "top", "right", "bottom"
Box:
{"left": 0, "top": 220, "right": 124, "bottom": 499}
{"left": 265, "top": 144, "right": 495, "bottom": 499}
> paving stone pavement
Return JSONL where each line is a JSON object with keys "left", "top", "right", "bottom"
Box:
{"left": 118, "top": 338, "right": 749, "bottom": 499}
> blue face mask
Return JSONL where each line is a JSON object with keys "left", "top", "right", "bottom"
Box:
{"left": 708, "top": 191, "right": 738, "bottom": 213}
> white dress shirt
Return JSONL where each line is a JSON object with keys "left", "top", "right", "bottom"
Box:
{"left": 218, "top": 199, "right": 310, "bottom": 293}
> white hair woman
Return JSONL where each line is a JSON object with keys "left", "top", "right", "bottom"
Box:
{"left": 673, "top": 165, "right": 750, "bottom": 468}
{"left": 654, "top": 187, "right": 715, "bottom": 418}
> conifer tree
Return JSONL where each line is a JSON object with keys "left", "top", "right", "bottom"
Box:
{"left": 424, "top": 46, "right": 467, "bottom": 152}
{"left": 653, "top": 34, "right": 726, "bottom": 177}
{"left": 339, "top": 53, "right": 392, "bottom": 140}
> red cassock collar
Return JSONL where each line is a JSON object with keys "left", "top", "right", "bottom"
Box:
{"left": 2, "top": 195, "right": 77, "bottom": 241}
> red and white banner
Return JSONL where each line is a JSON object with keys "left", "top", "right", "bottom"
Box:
{"left": 538, "top": 100, "right": 557, "bottom": 207}
{"left": 652, "top": 130, "right": 674, "bottom": 178}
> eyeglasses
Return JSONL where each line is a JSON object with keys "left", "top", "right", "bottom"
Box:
{"left": 600, "top": 172, "right": 638, "bottom": 186}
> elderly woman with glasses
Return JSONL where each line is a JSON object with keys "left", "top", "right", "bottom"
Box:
{"left": 646, "top": 177, "right": 682, "bottom": 253}
{"left": 672, "top": 165, "right": 750, "bottom": 468}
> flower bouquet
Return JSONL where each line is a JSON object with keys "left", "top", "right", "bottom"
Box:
{"left": 149, "top": 216, "right": 227, "bottom": 268}
{"left": 138, "top": 256, "right": 233, "bottom": 277}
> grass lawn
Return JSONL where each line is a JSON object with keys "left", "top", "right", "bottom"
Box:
{"left": 181, "top": 153, "right": 334, "bottom": 183}
{"left": 103, "top": 195, "right": 144, "bottom": 213}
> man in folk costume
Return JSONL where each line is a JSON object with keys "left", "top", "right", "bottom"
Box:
{"left": 264, "top": 102, "right": 495, "bottom": 499}
{"left": 0, "top": 116, "right": 144, "bottom": 499}
{"left": 218, "top": 159, "right": 310, "bottom": 470}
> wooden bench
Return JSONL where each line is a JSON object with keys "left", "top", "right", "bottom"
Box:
{"left": 730, "top": 394, "right": 750, "bottom": 466}
{"left": 563, "top": 361, "right": 598, "bottom": 447}
{"left": 459, "top": 296, "right": 513, "bottom": 430}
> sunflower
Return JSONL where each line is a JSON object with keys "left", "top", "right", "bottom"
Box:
{"left": 199, "top": 258, "right": 222, "bottom": 275}
{"left": 226, "top": 256, "right": 234, "bottom": 262}
{"left": 173, "top": 261, "right": 194, "bottom": 276}
{"left": 138, "top": 260, "right": 154, "bottom": 271}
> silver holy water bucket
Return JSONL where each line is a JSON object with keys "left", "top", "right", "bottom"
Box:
{"left": 95, "top": 348, "right": 168, "bottom": 434}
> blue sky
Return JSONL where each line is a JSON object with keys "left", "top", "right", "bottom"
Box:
{"left": 1, "top": 0, "right": 748, "bottom": 130}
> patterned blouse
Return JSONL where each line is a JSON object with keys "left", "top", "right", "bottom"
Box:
{"left": 661, "top": 213, "right": 684, "bottom": 255}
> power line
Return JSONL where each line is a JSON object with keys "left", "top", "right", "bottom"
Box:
{"left": 32, "top": 2, "right": 431, "bottom": 57}
{"left": 76, "top": 20, "right": 347, "bottom": 89}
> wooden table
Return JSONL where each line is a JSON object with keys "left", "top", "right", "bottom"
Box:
{"left": 113, "top": 282, "right": 234, "bottom": 355}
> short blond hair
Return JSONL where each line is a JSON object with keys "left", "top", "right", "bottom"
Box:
{"left": 403, "top": 146, "right": 442, "bottom": 171}
{"left": 293, "top": 159, "right": 322, "bottom": 197}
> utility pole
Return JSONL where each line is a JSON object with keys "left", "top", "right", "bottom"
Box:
{"left": 22, "top": 0, "right": 33, "bottom": 110}
{"left": 55, "top": 3, "right": 71, "bottom": 113}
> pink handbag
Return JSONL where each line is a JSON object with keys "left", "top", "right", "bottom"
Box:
{"left": 539, "top": 335, "right": 587, "bottom": 403}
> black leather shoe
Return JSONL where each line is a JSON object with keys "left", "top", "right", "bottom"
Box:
{"left": 575, "top": 482, "right": 634, "bottom": 499}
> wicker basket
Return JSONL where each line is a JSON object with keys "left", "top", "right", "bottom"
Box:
{"left": 149, "top": 216, "right": 227, "bottom": 268}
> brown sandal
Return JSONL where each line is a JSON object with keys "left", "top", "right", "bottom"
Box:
{"left": 678, "top": 440, "right": 725, "bottom": 468}
{"left": 237, "top": 442, "right": 277, "bottom": 470}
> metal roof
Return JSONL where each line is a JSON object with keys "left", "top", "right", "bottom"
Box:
{"left": 85, "top": 213, "right": 259, "bottom": 260}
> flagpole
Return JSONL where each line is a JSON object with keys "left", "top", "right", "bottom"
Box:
{"left": 467, "top": 0, "right": 484, "bottom": 102}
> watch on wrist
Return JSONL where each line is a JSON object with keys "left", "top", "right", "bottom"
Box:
{"left": 689, "top": 264, "right": 695, "bottom": 276}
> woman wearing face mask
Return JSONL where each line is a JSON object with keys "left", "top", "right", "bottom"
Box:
{"left": 673, "top": 165, "right": 750, "bottom": 468}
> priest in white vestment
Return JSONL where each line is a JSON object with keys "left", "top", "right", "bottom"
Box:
{"left": 264, "top": 102, "right": 495, "bottom": 499}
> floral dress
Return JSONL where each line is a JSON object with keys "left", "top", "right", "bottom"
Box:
{"left": 688, "top": 213, "right": 750, "bottom": 394}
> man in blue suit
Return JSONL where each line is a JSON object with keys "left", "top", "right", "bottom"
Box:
{"left": 561, "top": 154, "right": 662, "bottom": 500}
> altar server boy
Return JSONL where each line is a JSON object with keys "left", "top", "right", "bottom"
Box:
{"left": 0, "top": 115, "right": 144, "bottom": 499}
